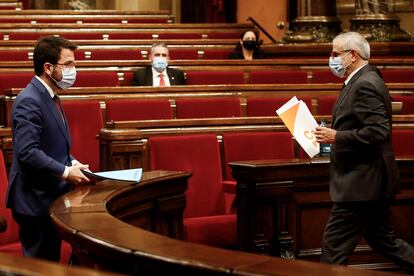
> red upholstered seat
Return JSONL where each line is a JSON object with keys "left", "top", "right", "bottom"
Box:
{"left": 123, "top": 72, "right": 134, "bottom": 86}
{"left": 61, "top": 100, "right": 103, "bottom": 172}
{"left": 207, "top": 32, "right": 243, "bottom": 39}
{"left": 87, "top": 49, "right": 142, "bottom": 60}
{"left": 149, "top": 134, "right": 237, "bottom": 247}
{"left": 203, "top": 49, "right": 234, "bottom": 59}
{"left": 318, "top": 96, "right": 338, "bottom": 116}
{"left": 185, "top": 71, "right": 245, "bottom": 85}
{"left": 382, "top": 69, "right": 414, "bottom": 83}
{"left": 391, "top": 95, "right": 414, "bottom": 114}
{"left": 106, "top": 33, "right": 153, "bottom": 39}
{"left": 157, "top": 33, "right": 202, "bottom": 39}
{"left": 0, "top": 150, "right": 21, "bottom": 257}
{"left": 74, "top": 71, "right": 120, "bottom": 87}
{"left": 105, "top": 99, "right": 173, "bottom": 121}
{"left": 222, "top": 132, "right": 295, "bottom": 181}
{"left": 175, "top": 97, "right": 241, "bottom": 119}
{"left": 250, "top": 70, "right": 308, "bottom": 84}
{"left": 0, "top": 50, "right": 30, "bottom": 61}
{"left": 311, "top": 70, "right": 343, "bottom": 84}
{"left": 247, "top": 97, "right": 312, "bottom": 117}
{"left": 392, "top": 129, "right": 414, "bottom": 157}
{"left": 0, "top": 72, "right": 33, "bottom": 94}
{"left": 169, "top": 49, "right": 199, "bottom": 60}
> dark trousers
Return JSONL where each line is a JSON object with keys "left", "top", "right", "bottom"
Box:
{"left": 321, "top": 201, "right": 414, "bottom": 273}
{"left": 13, "top": 211, "right": 61, "bottom": 262}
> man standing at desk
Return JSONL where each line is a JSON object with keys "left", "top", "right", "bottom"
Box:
{"left": 315, "top": 31, "right": 414, "bottom": 272}
{"left": 6, "top": 36, "right": 90, "bottom": 261}
{"left": 131, "top": 42, "right": 185, "bottom": 86}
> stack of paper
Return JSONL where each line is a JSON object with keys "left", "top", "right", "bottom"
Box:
{"left": 276, "top": 97, "right": 320, "bottom": 158}
{"left": 82, "top": 168, "right": 143, "bottom": 183}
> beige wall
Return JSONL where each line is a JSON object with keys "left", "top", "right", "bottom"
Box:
{"left": 237, "top": 0, "right": 287, "bottom": 42}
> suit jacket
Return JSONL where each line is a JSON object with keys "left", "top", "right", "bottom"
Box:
{"left": 330, "top": 65, "right": 399, "bottom": 202}
{"left": 7, "top": 77, "right": 72, "bottom": 217}
{"left": 131, "top": 66, "right": 185, "bottom": 86}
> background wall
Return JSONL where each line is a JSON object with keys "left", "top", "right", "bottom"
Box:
{"left": 237, "top": 0, "right": 287, "bottom": 42}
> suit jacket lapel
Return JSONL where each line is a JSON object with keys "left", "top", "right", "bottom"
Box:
{"left": 331, "top": 65, "right": 373, "bottom": 126}
{"left": 145, "top": 67, "right": 153, "bottom": 86}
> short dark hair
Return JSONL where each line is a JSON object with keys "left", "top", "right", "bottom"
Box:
{"left": 33, "top": 36, "right": 77, "bottom": 76}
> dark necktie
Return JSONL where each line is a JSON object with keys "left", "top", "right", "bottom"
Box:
{"left": 53, "top": 95, "right": 65, "bottom": 123}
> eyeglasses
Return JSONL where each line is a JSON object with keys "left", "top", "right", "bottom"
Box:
{"left": 330, "top": 50, "right": 351, "bottom": 58}
{"left": 54, "top": 61, "right": 76, "bottom": 70}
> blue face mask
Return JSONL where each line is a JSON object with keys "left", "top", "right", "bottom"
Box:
{"left": 51, "top": 66, "right": 77, "bottom": 89}
{"left": 328, "top": 52, "right": 351, "bottom": 78}
{"left": 152, "top": 57, "right": 168, "bottom": 73}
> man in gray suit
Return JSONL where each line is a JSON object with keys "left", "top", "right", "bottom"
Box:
{"left": 131, "top": 43, "right": 185, "bottom": 86}
{"left": 315, "top": 32, "right": 414, "bottom": 273}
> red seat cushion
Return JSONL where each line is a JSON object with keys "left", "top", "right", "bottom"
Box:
{"left": 106, "top": 99, "right": 173, "bottom": 121}
{"left": 222, "top": 132, "right": 294, "bottom": 180}
{"left": 175, "top": 97, "right": 241, "bottom": 119}
{"left": 185, "top": 71, "right": 245, "bottom": 85}
{"left": 61, "top": 101, "right": 103, "bottom": 172}
{"left": 247, "top": 97, "right": 312, "bottom": 117}
{"left": 250, "top": 70, "right": 308, "bottom": 84}
{"left": 392, "top": 129, "right": 414, "bottom": 157}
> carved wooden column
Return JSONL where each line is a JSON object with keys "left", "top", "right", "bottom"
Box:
{"left": 350, "top": 0, "right": 411, "bottom": 41}
{"left": 284, "top": 0, "right": 342, "bottom": 43}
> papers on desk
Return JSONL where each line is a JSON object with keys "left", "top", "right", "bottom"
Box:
{"left": 276, "top": 97, "right": 320, "bottom": 158}
{"left": 82, "top": 168, "right": 143, "bottom": 183}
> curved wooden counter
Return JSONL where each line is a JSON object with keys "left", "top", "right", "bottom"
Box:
{"left": 50, "top": 169, "right": 399, "bottom": 275}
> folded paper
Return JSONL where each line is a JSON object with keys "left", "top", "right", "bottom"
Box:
{"left": 276, "top": 97, "right": 320, "bottom": 158}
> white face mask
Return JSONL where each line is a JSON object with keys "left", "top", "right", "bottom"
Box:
{"left": 328, "top": 51, "right": 351, "bottom": 78}
{"left": 51, "top": 66, "right": 77, "bottom": 89}
{"left": 152, "top": 57, "right": 168, "bottom": 73}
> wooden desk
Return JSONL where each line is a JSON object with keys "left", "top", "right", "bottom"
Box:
{"left": 229, "top": 158, "right": 414, "bottom": 270}
{"left": 50, "top": 169, "right": 401, "bottom": 275}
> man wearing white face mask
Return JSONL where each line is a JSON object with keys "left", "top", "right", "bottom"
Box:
{"left": 314, "top": 32, "right": 414, "bottom": 273}
{"left": 131, "top": 42, "right": 185, "bottom": 86}
{"left": 7, "top": 36, "right": 90, "bottom": 262}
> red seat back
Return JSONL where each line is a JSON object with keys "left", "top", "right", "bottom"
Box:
{"left": 203, "top": 49, "right": 233, "bottom": 59}
{"left": 318, "top": 96, "right": 338, "bottom": 115}
{"left": 61, "top": 100, "right": 103, "bottom": 172}
{"left": 392, "top": 129, "right": 414, "bottom": 157}
{"left": 392, "top": 95, "right": 414, "bottom": 114}
{"left": 175, "top": 97, "right": 241, "bottom": 119}
{"left": 106, "top": 99, "right": 173, "bottom": 121}
{"left": 185, "top": 71, "right": 245, "bottom": 85}
{"left": 0, "top": 73, "right": 33, "bottom": 94}
{"left": 87, "top": 49, "right": 142, "bottom": 61}
{"left": 169, "top": 49, "right": 199, "bottom": 60}
{"left": 311, "top": 70, "right": 343, "bottom": 84}
{"left": 149, "top": 134, "right": 225, "bottom": 218}
{"left": 0, "top": 50, "right": 30, "bottom": 61}
{"left": 247, "top": 97, "right": 312, "bottom": 117}
{"left": 382, "top": 69, "right": 414, "bottom": 83}
{"left": 74, "top": 71, "right": 120, "bottom": 87}
{"left": 222, "top": 132, "right": 295, "bottom": 180}
{"left": 250, "top": 70, "right": 308, "bottom": 84}
{"left": 0, "top": 150, "right": 20, "bottom": 246}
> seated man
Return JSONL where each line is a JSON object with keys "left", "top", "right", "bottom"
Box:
{"left": 131, "top": 43, "right": 185, "bottom": 86}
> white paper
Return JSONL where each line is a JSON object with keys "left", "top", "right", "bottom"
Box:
{"left": 83, "top": 168, "right": 143, "bottom": 183}
{"left": 276, "top": 97, "right": 320, "bottom": 158}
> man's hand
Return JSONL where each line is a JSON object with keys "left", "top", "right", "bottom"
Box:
{"left": 67, "top": 163, "right": 90, "bottom": 188}
{"left": 315, "top": 126, "right": 337, "bottom": 144}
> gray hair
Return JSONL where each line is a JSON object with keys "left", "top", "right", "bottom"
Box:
{"left": 150, "top": 42, "right": 169, "bottom": 55}
{"left": 333, "top": 32, "right": 370, "bottom": 60}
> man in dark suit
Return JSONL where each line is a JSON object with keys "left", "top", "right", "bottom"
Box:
{"left": 315, "top": 31, "right": 414, "bottom": 273}
{"left": 6, "top": 36, "right": 90, "bottom": 261}
{"left": 131, "top": 42, "right": 185, "bottom": 86}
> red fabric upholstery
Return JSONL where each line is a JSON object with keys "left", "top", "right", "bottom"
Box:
{"left": 59, "top": 33, "right": 105, "bottom": 40}
{"left": 318, "top": 96, "right": 338, "bottom": 115}
{"left": 203, "top": 49, "right": 233, "bottom": 59}
{"left": 169, "top": 49, "right": 199, "bottom": 60}
{"left": 0, "top": 72, "right": 33, "bottom": 94}
{"left": 61, "top": 100, "right": 103, "bottom": 172}
{"left": 392, "top": 129, "right": 414, "bottom": 157}
{"left": 106, "top": 99, "right": 173, "bottom": 121}
{"left": 185, "top": 71, "right": 245, "bottom": 85}
{"left": 157, "top": 33, "right": 202, "bottom": 39}
{"left": 87, "top": 49, "right": 142, "bottom": 61}
{"left": 149, "top": 134, "right": 236, "bottom": 247}
{"left": 74, "top": 71, "right": 120, "bottom": 87}
{"left": 175, "top": 97, "right": 241, "bottom": 119}
{"left": 311, "top": 70, "right": 343, "bottom": 84}
{"left": 382, "top": 69, "right": 414, "bottom": 83}
{"left": 250, "top": 70, "right": 308, "bottom": 84}
{"left": 222, "top": 132, "right": 295, "bottom": 180}
{"left": 247, "top": 97, "right": 312, "bottom": 117}
{"left": 123, "top": 72, "right": 134, "bottom": 86}
{"left": 106, "top": 33, "right": 153, "bottom": 39}
{"left": 0, "top": 50, "right": 30, "bottom": 61}
{"left": 8, "top": 32, "right": 53, "bottom": 40}
{"left": 391, "top": 95, "right": 414, "bottom": 114}
{"left": 207, "top": 32, "right": 243, "bottom": 39}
